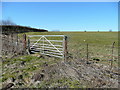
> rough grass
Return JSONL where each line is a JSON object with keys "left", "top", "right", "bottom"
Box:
{"left": 2, "top": 31, "right": 118, "bottom": 88}
{"left": 2, "top": 54, "right": 61, "bottom": 83}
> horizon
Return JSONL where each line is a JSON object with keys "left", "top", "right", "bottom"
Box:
{"left": 2, "top": 2, "right": 118, "bottom": 31}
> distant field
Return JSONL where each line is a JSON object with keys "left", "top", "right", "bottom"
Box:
{"left": 25, "top": 31, "right": 118, "bottom": 46}
{"left": 23, "top": 31, "right": 118, "bottom": 66}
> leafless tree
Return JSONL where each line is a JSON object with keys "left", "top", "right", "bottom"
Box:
{"left": 0, "top": 19, "right": 16, "bottom": 25}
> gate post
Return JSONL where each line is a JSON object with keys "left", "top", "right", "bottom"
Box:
{"left": 23, "top": 34, "right": 27, "bottom": 54}
{"left": 27, "top": 38, "right": 30, "bottom": 54}
{"left": 63, "top": 36, "right": 68, "bottom": 61}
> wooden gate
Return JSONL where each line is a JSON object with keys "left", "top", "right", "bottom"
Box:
{"left": 28, "top": 35, "right": 67, "bottom": 59}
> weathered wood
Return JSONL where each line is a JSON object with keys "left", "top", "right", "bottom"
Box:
{"left": 27, "top": 38, "right": 30, "bottom": 54}
{"left": 111, "top": 42, "right": 115, "bottom": 70}
{"left": 87, "top": 43, "right": 89, "bottom": 61}
{"left": 63, "top": 36, "right": 68, "bottom": 61}
{"left": 23, "top": 34, "right": 27, "bottom": 49}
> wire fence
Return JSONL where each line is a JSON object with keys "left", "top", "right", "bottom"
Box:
{"left": 1, "top": 33, "right": 118, "bottom": 68}
{"left": 1, "top": 33, "right": 26, "bottom": 57}
{"left": 67, "top": 42, "right": 118, "bottom": 67}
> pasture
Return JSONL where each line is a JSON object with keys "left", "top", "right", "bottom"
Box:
{"left": 24, "top": 31, "right": 118, "bottom": 66}
{"left": 2, "top": 31, "right": 118, "bottom": 88}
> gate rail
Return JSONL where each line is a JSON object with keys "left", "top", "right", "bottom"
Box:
{"left": 28, "top": 35, "right": 67, "bottom": 60}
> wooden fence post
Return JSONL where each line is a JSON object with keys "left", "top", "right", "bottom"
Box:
{"left": 11, "top": 33, "right": 14, "bottom": 55}
{"left": 23, "top": 34, "right": 27, "bottom": 54}
{"left": 111, "top": 42, "right": 115, "bottom": 70}
{"left": 16, "top": 33, "right": 19, "bottom": 54}
{"left": 27, "top": 38, "right": 30, "bottom": 54}
{"left": 7, "top": 34, "right": 9, "bottom": 55}
{"left": 63, "top": 36, "right": 68, "bottom": 61}
{"left": 87, "top": 43, "right": 89, "bottom": 61}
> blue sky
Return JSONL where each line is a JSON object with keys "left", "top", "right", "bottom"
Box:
{"left": 2, "top": 2, "right": 118, "bottom": 31}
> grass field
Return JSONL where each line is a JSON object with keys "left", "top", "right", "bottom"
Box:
{"left": 24, "top": 31, "right": 118, "bottom": 66}
{"left": 2, "top": 31, "right": 118, "bottom": 88}
{"left": 24, "top": 31, "right": 118, "bottom": 45}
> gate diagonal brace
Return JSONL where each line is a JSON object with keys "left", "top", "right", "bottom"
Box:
{"left": 28, "top": 35, "right": 67, "bottom": 59}
{"left": 43, "top": 36, "right": 63, "bottom": 55}
{"left": 31, "top": 36, "right": 44, "bottom": 48}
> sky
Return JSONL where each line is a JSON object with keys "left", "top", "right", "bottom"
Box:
{"left": 2, "top": 2, "right": 118, "bottom": 31}
{"left": 2, "top": 0, "right": 120, "bottom": 2}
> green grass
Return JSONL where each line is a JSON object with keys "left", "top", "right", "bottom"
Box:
{"left": 2, "top": 31, "right": 118, "bottom": 88}
{"left": 23, "top": 31, "right": 118, "bottom": 46}
{"left": 2, "top": 54, "right": 61, "bottom": 83}
{"left": 23, "top": 32, "right": 118, "bottom": 64}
